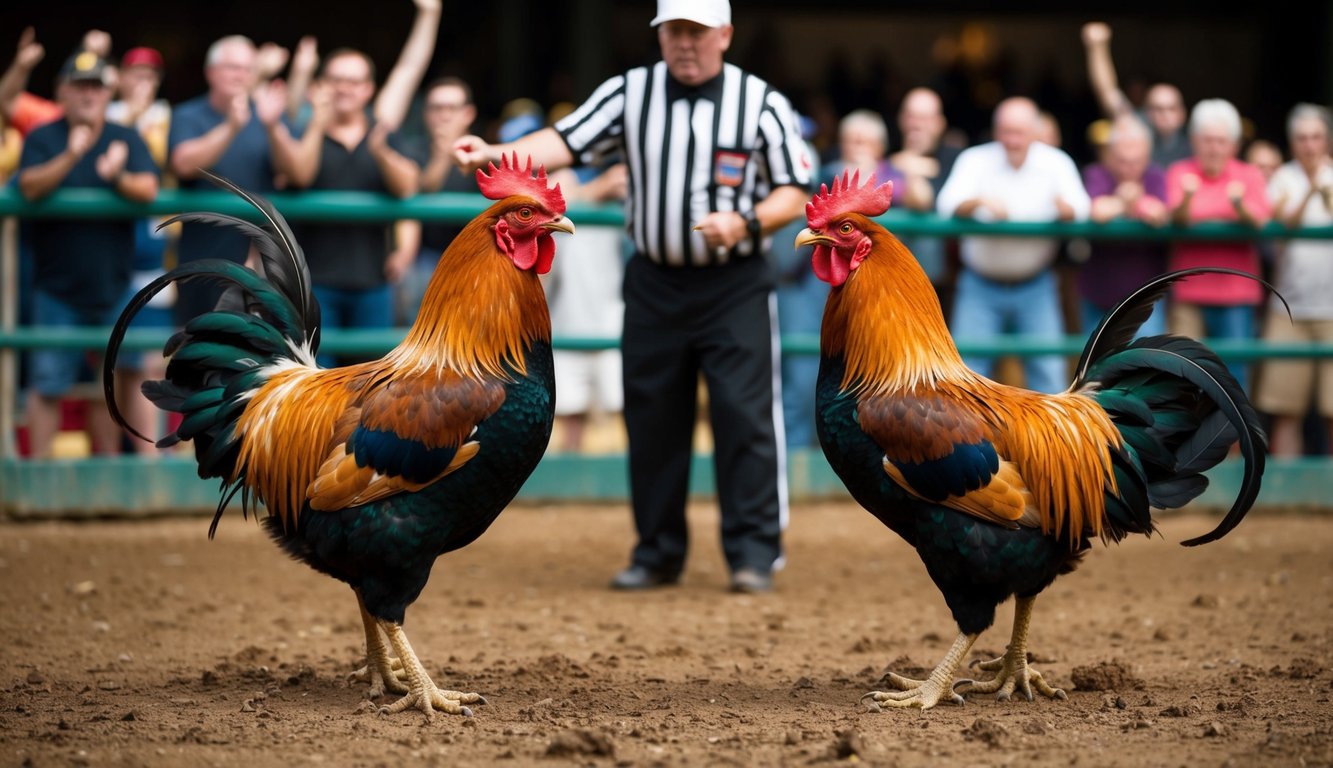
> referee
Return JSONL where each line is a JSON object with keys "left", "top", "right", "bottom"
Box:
{"left": 454, "top": 0, "right": 813, "bottom": 593}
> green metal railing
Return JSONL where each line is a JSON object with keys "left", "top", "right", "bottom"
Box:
{"left": 4, "top": 189, "right": 1333, "bottom": 514}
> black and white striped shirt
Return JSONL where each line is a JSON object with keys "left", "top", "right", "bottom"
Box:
{"left": 555, "top": 61, "right": 813, "bottom": 267}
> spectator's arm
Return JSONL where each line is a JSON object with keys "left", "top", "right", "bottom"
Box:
{"left": 170, "top": 96, "right": 250, "bottom": 180}
{"left": 374, "top": 0, "right": 441, "bottom": 131}
{"left": 0, "top": 27, "right": 43, "bottom": 126}
{"left": 369, "top": 124, "right": 419, "bottom": 198}
{"left": 386, "top": 219, "right": 420, "bottom": 284}
{"left": 17, "top": 147, "right": 79, "bottom": 200}
{"left": 420, "top": 145, "right": 455, "bottom": 193}
{"left": 1081, "top": 22, "right": 1132, "bottom": 119}
{"left": 285, "top": 36, "right": 319, "bottom": 122}
{"left": 113, "top": 169, "right": 158, "bottom": 203}
{"left": 453, "top": 127, "right": 575, "bottom": 175}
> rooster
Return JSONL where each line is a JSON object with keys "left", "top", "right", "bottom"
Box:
{"left": 103, "top": 155, "right": 574, "bottom": 720}
{"left": 796, "top": 171, "right": 1271, "bottom": 710}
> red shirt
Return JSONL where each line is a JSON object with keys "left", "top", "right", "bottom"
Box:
{"left": 11, "top": 92, "right": 63, "bottom": 137}
{"left": 1165, "top": 157, "right": 1272, "bottom": 305}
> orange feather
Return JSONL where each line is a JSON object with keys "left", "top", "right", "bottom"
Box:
{"left": 825, "top": 222, "right": 1125, "bottom": 544}
{"left": 231, "top": 198, "right": 552, "bottom": 530}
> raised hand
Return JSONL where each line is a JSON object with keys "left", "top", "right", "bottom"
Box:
{"left": 255, "top": 42, "right": 290, "bottom": 82}
{"left": 80, "top": 29, "right": 111, "bottom": 58}
{"left": 14, "top": 26, "right": 44, "bottom": 71}
{"left": 1226, "top": 180, "right": 1245, "bottom": 207}
{"left": 66, "top": 124, "right": 95, "bottom": 159}
{"left": 1081, "top": 22, "right": 1111, "bottom": 48}
{"left": 291, "top": 36, "right": 319, "bottom": 77}
{"left": 227, "top": 93, "right": 252, "bottom": 130}
{"left": 96, "top": 140, "right": 128, "bottom": 182}
{"left": 452, "top": 135, "right": 494, "bottom": 174}
{"left": 1180, "top": 173, "right": 1199, "bottom": 196}
{"left": 253, "top": 79, "right": 288, "bottom": 126}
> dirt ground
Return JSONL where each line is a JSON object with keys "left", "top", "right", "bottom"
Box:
{"left": 2, "top": 501, "right": 1331, "bottom": 768}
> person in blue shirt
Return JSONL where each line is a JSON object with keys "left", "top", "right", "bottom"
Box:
{"left": 167, "top": 35, "right": 289, "bottom": 326}
{"left": 17, "top": 49, "right": 158, "bottom": 458}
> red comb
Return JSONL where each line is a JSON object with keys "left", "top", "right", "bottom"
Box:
{"left": 805, "top": 169, "right": 893, "bottom": 229}
{"left": 476, "top": 152, "right": 566, "bottom": 214}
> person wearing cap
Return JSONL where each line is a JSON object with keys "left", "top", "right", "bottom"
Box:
{"left": 454, "top": 0, "right": 814, "bottom": 594}
{"left": 17, "top": 48, "right": 159, "bottom": 459}
{"left": 108, "top": 47, "right": 170, "bottom": 166}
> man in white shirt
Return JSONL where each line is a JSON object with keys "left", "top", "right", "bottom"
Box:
{"left": 936, "top": 96, "right": 1090, "bottom": 393}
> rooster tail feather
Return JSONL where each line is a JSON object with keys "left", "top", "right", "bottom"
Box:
{"left": 1086, "top": 337, "right": 1267, "bottom": 547}
{"left": 1073, "top": 267, "right": 1285, "bottom": 387}
{"left": 193, "top": 170, "right": 320, "bottom": 341}
{"left": 104, "top": 185, "right": 317, "bottom": 518}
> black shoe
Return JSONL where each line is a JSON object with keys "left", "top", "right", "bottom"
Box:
{"left": 729, "top": 567, "right": 773, "bottom": 594}
{"left": 610, "top": 565, "right": 679, "bottom": 591}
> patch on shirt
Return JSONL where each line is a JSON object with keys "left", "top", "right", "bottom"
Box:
{"left": 714, "top": 150, "right": 748, "bottom": 187}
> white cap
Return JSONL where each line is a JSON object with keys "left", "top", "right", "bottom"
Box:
{"left": 650, "top": 0, "right": 731, "bottom": 27}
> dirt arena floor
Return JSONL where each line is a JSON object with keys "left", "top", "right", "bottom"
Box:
{"left": 2, "top": 500, "right": 1331, "bottom": 767}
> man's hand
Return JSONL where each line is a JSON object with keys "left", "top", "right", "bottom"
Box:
{"left": 255, "top": 42, "right": 290, "bottom": 82}
{"left": 1226, "top": 180, "right": 1245, "bottom": 208}
{"left": 95, "top": 140, "right": 128, "bottom": 182}
{"left": 1081, "top": 22, "right": 1111, "bottom": 48}
{"left": 367, "top": 122, "right": 391, "bottom": 156}
{"left": 80, "top": 29, "right": 111, "bottom": 58}
{"left": 693, "top": 210, "right": 747, "bottom": 253}
{"left": 1134, "top": 196, "right": 1168, "bottom": 226}
{"left": 226, "top": 93, "right": 251, "bottom": 130}
{"left": 414, "top": 0, "right": 442, "bottom": 11}
{"left": 66, "top": 124, "right": 95, "bottom": 159}
{"left": 291, "top": 36, "right": 319, "bottom": 78}
{"left": 453, "top": 135, "right": 495, "bottom": 174}
{"left": 14, "top": 27, "right": 44, "bottom": 71}
{"left": 385, "top": 247, "right": 415, "bottom": 284}
{"left": 1180, "top": 173, "right": 1199, "bottom": 196}
{"left": 253, "top": 79, "right": 288, "bottom": 127}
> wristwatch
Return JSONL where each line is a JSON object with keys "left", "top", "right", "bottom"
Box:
{"left": 742, "top": 209, "right": 761, "bottom": 238}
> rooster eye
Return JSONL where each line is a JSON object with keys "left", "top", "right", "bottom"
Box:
{"left": 838, "top": 222, "right": 854, "bottom": 235}
{"left": 516, "top": 207, "right": 534, "bottom": 221}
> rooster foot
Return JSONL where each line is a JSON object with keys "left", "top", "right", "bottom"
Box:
{"left": 954, "top": 651, "right": 1066, "bottom": 702}
{"left": 350, "top": 657, "right": 409, "bottom": 698}
{"left": 861, "top": 632, "right": 977, "bottom": 711}
{"left": 861, "top": 676, "right": 964, "bottom": 710}
{"left": 375, "top": 619, "right": 488, "bottom": 722}
{"left": 380, "top": 681, "right": 488, "bottom": 720}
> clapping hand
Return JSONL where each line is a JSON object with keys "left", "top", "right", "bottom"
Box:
{"left": 66, "top": 124, "right": 95, "bottom": 159}
{"left": 95, "top": 140, "right": 128, "bottom": 183}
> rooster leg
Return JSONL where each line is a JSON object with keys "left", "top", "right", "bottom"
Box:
{"left": 376, "top": 619, "right": 487, "bottom": 722}
{"left": 348, "top": 594, "right": 408, "bottom": 697}
{"left": 862, "top": 632, "right": 976, "bottom": 710}
{"left": 954, "top": 596, "right": 1067, "bottom": 702}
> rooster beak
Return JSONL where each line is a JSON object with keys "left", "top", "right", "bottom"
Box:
{"left": 794, "top": 228, "right": 830, "bottom": 249}
{"left": 542, "top": 216, "right": 576, "bottom": 236}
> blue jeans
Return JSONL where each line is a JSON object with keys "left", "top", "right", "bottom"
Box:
{"left": 777, "top": 273, "right": 828, "bottom": 449}
{"left": 28, "top": 290, "right": 125, "bottom": 397}
{"left": 312, "top": 283, "right": 393, "bottom": 367}
{"left": 951, "top": 268, "right": 1067, "bottom": 394}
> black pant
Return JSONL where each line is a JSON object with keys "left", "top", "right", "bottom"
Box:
{"left": 621, "top": 254, "right": 785, "bottom": 575}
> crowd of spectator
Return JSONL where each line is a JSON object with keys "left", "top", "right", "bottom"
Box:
{"left": 3, "top": 16, "right": 1331, "bottom": 460}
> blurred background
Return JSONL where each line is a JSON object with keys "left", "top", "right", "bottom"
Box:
{"left": 11, "top": 0, "right": 1330, "bottom": 162}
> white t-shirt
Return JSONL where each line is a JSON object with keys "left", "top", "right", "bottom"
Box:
{"left": 936, "top": 141, "right": 1090, "bottom": 281}
{"left": 1268, "top": 160, "right": 1333, "bottom": 319}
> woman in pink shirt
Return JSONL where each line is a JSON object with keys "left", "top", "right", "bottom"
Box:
{"left": 1165, "top": 98, "right": 1272, "bottom": 390}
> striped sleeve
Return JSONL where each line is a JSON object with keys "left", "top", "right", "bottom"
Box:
{"left": 756, "top": 87, "right": 814, "bottom": 190}
{"left": 554, "top": 74, "right": 628, "bottom": 165}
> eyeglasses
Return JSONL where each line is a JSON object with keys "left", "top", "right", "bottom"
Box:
{"left": 427, "top": 102, "right": 468, "bottom": 112}
{"left": 324, "top": 76, "right": 370, "bottom": 87}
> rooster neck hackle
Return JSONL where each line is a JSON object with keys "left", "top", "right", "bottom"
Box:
{"left": 822, "top": 232, "right": 973, "bottom": 395}
{"left": 390, "top": 202, "right": 552, "bottom": 380}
